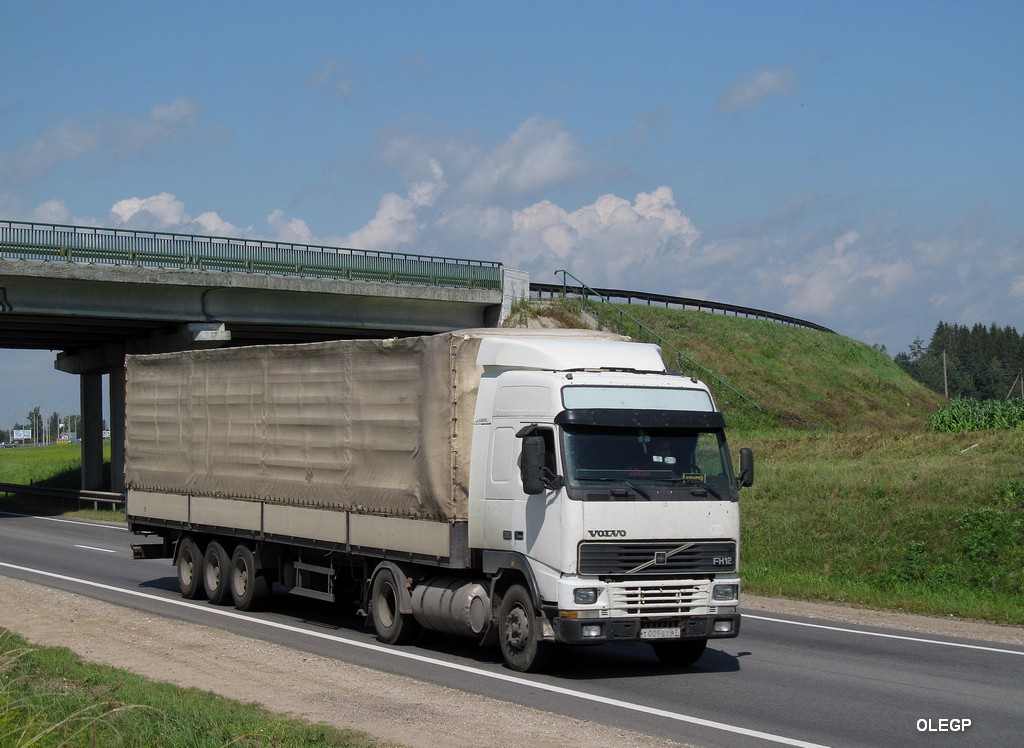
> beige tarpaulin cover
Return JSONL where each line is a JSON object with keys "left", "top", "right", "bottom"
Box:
{"left": 125, "top": 331, "right": 488, "bottom": 522}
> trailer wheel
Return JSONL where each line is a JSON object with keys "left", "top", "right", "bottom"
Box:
{"left": 497, "top": 584, "right": 552, "bottom": 672}
{"left": 176, "top": 536, "right": 205, "bottom": 600}
{"left": 652, "top": 639, "right": 707, "bottom": 667}
{"left": 203, "top": 541, "right": 232, "bottom": 605}
{"left": 230, "top": 544, "right": 270, "bottom": 611}
{"left": 370, "top": 568, "right": 421, "bottom": 645}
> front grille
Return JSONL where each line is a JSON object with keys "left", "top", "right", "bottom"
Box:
{"left": 578, "top": 540, "right": 736, "bottom": 575}
{"left": 609, "top": 580, "right": 708, "bottom": 616}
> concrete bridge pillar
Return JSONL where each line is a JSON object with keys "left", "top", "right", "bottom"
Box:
{"left": 109, "top": 368, "right": 125, "bottom": 495}
{"left": 79, "top": 374, "right": 104, "bottom": 491}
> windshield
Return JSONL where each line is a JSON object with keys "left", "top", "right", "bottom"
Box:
{"left": 562, "top": 426, "right": 736, "bottom": 501}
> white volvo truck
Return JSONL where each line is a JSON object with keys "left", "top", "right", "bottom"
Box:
{"left": 127, "top": 328, "right": 753, "bottom": 671}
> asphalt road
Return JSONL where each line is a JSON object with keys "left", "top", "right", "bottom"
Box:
{"left": 1, "top": 510, "right": 1020, "bottom": 747}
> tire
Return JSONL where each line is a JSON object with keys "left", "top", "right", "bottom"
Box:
{"left": 652, "top": 639, "right": 708, "bottom": 666}
{"left": 497, "top": 584, "right": 552, "bottom": 673}
{"left": 370, "top": 568, "right": 421, "bottom": 645}
{"left": 176, "top": 536, "right": 205, "bottom": 600}
{"left": 230, "top": 544, "right": 270, "bottom": 611}
{"left": 203, "top": 540, "right": 232, "bottom": 605}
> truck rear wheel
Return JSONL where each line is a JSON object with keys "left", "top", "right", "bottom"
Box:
{"left": 203, "top": 540, "right": 232, "bottom": 605}
{"left": 371, "top": 568, "right": 421, "bottom": 645}
{"left": 230, "top": 544, "right": 270, "bottom": 611}
{"left": 652, "top": 639, "right": 707, "bottom": 666}
{"left": 497, "top": 584, "right": 552, "bottom": 672}
{"left": 176, "top": 536, "right": 205, "bottom": 600}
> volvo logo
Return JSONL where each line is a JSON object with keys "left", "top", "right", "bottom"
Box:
{"left": 588, "top": 529, "right": 627, "bottom": 538}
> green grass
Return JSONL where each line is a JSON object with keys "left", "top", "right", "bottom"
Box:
{"left": 740, "top": 428, "right": 1024, "bottom": 623}
{"left": 0, "top": 631, "right": 383, "bottom": 748}
{"left": 0, "top": 442, "right": 96, "bottom": 488}
{"left": 0, "top": 443, "right": 119, "bottom": 522}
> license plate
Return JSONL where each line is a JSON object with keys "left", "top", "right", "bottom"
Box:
{"left": 640, "top": 627, "right": 681, "bottom": 640}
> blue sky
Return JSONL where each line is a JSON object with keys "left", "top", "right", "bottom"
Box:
{"left": 2, "top": 1, "right": 1023, "bottom": 429}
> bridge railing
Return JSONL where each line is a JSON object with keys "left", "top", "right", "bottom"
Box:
{"left": 0, "top": 219, "right": 503, "bottom": 291}
{"left": 544, "top": 270, "right": 763, "bottom": 412}
{"left": 530, "top": 282, "right": 834, "bottom": 333}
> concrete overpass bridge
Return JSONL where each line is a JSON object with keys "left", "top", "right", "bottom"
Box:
{"left": 1, "top": 219, "right": 525, "bottom": 493}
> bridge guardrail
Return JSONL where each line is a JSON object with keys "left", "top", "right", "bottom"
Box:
{"left": 530, "top": 282, "right": 834, "bottom": 334}
{"left": 0, "top": 219, "right": 503, "bottom": 291}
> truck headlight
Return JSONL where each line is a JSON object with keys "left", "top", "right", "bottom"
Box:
{"left": 712, "top": 584, "right": 738, "bottom": 602}
{"left": 573, "top": 587, "right": 599, "bottom": 605}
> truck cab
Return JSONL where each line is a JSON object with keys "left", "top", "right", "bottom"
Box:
{"left": 468, "top": 335, "right": 752, "bottom": 671}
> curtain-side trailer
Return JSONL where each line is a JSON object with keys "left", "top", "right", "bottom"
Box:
{"left": 127, "top": 328, "right": 753, "bottom": 672}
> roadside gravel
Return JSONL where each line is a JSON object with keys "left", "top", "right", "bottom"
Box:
{"left": 1, "top": 576, "right": 1020, "bottom": 747}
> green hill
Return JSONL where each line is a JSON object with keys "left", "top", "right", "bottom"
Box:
{"left": 609, "top": 303, "right": 943, "bottom": 431}
{"left": 508, "top": 298, "right": 1024, "bottom": 625}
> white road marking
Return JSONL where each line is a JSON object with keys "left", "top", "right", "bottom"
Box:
{"left": 0, "top": 561, "right": 827, "bottom": 748}
{"left": 744, "top": 613, "right": 1024, "bottom": 656}
{"left": 74, "top": 545, "right": 118, "bottom": 554}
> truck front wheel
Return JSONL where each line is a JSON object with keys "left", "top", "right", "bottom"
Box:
{"left": 176, "top": 536, "right": 205, "bottom": 600}
{"left": 497, "top": 584, "right": 552, "bottom": 673}
{"left": 230, "top": 544, "right": 270, "bottom": 611}
{"left": 370, "top": 568, "right": 421, "bottom": 645}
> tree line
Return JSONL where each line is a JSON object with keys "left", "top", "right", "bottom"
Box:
{"left": 895, "top": 322, "right": 1024, "bottom": 400}
{"left": 1, "top": 407, "right": 82, "bottom": 444}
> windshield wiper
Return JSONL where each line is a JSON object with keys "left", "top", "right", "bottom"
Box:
{"left": 624, "top": 480, "right": 651, "bottom": 501}
{"left": 666, "top": 477, "right": 722, "bottom": 499}
{"left": 589, "top": 477, "right": 651, "bottom": 500}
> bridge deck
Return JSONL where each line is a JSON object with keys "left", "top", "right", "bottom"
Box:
{"left": 0, "top": 219, "right": 503, "bottom": 291}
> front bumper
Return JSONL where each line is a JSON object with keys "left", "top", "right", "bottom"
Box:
{"left": 552, "top": 612, "right": 741, "bottom": 645}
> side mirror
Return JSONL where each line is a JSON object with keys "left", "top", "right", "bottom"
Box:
{"left": 737, "top": 447, "right": 754, "bottom": 488}
{"left": 521, "top": 435, "right": 547, "bottom": 495}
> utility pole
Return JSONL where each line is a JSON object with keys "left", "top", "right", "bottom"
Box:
{"left": 1008, "top": 370, "right": 1024, "bottom": 400}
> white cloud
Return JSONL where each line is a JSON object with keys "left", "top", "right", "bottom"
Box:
{"left": 461, "top": 116, "right": 584, "bottom": 200}
{"left": 150, "top": 98, "right": 199, "bottom": 126}
{"left": 0, "top": 98, "right": 213, "bottom": 183}
{"left": 267, "top": 209, "right": 314, "bottom": 244}
{"left": 774, "top": 229, "right": 916, "bottom": 317}
{"left": 110, "top": 192, "right": 189, "bottom": 226}
{"left": 504, "top": 187, "right": 701, "bottom": 287}
{"left": 717, "top": 65, "right": 799, "bottom": 113}
{"left": 309, "top": 58, "right": 356, "bottom": 102}
{"left": 108, "top": 192, "right": 240, "bottom": 236}
{"left": 331, "top": 120, "right": 702, "bottom": 291}
{"left": 343, "top": 159, "right": 446, "bottom": 248}
{"left": 195, "top": 211, "right": 240, "bottom": 237}
{"left": 0, "top": 121, "right": 101, "bottom": 182}
{"left": 31, "top": 199, "right": 71, "bottom": 224}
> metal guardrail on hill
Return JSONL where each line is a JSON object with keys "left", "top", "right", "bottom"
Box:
{"left": 0, "top": 219, "right": 503, "bottom": 291}
{"left": 536, "top": 271, "right": 764, "bottom": 412}
{"left": 531, "top": 281, "right": 835, "bottom": 334}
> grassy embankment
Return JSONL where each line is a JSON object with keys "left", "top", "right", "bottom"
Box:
{"left": 0, "top": 630, "right": 379, "bottom": 748}
{"left": 515, "top": 297, "right": 1024, "bottom": 626}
